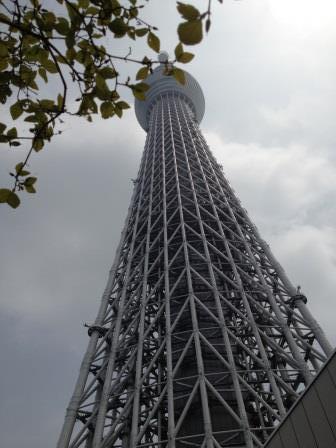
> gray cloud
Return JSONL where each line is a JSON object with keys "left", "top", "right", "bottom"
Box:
{"left": 207, "top": 134, "right": 336, "bottom": 344}
{"left": 0, "top": 117, "right": 143, "bottom": 447}
{"left": 1, "top": 1, "right": 336, "bottom": 447}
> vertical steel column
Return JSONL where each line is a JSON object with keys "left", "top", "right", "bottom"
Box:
{"left": 194, "top": 126, "right": 331, "bottom": 366}
{"left": 160, "top": 98, "right": 176, "bottom": 448}
{"left": 91, "top": 118, "right": 155, "bottom": 448}
{"left": 178, "top": 99, "right": 287, "bottom": 419}
{"left": 57, "top": 182, "right": 140, "bottom": 448}
{"left": 172, "top": 96, "right": 254, "bottom": 447}
{"left": 129, "top": 103, "right": 157, "bottom": 447}
{"left": 167, "top": 95, "right": 214, "bottom": 448}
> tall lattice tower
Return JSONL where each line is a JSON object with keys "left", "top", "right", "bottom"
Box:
{"left": 57, "top": 55, "right": 333, "bottom": 448}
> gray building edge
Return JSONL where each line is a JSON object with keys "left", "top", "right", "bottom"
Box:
{"left": 264, "top": 349, "right": 336, "bottom": 448}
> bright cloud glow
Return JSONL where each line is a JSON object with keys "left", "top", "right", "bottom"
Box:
{"left": 269, "top": 0, "right": 336, "bottom": 37}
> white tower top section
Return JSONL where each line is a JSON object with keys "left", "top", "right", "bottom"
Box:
{"left": 135, "top": 53, "right": 205, "bottom": 132}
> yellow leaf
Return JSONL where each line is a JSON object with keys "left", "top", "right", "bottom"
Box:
{"left": 172, "top": 68, "right": 186, "bottom": 85}
{"left": 178, "top": 20, "right": 203, "bottom": 46}
{"left": 136, "top": 66, "right": 149, "bottom": 80}
{"left": 177, "top": 3, "right": 200, "bottom": 20}
{"left": 175, "top": 42, "right": 183, "bottom": 60}
{"left": 147, "top": 32, "right": 160, "bottom": 53}
{"left": 177, "top": 52, "right": 194, "bottom": 63}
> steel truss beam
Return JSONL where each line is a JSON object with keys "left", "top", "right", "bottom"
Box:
{"left": 57, "top": 93, "right": 332, "bottom": 448}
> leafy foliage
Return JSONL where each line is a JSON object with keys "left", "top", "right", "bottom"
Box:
{"left": 0, "top": 0, "right": 221, "bottom": 207}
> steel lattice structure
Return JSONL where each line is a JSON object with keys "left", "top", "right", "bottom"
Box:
{"left": 57, "top": 58, "right": 333, "bottom": 448}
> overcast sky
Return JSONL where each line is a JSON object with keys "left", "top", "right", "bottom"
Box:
{"left": 1, "top": 1, "right": 336, "bottom": 447}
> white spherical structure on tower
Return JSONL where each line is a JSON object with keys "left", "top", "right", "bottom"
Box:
{"left": 135, "top": 52, "right": 205, "bottom": 131}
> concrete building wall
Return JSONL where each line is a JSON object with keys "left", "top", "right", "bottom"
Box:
{"left": 265, "top": 351, "right": 336, "bottom": 448}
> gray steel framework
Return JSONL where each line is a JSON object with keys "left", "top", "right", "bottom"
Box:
{"left": 57, "top": 69, "right": 333, "bottom": 448}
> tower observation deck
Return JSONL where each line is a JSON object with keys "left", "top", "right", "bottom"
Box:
{"left": 135, "top": 52, "right": 205, "bottom": 131}
{"left": 57, "top": 54, "right": 333, "bottom": 448}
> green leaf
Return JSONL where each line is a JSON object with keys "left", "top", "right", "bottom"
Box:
{"left": 10, "top": 102, "right": 23, "bottom": 120}
{"left": 131, "top": 82, "right": 150, "bottom": 100}
{"left": 132, "top": 83, "right": 150, "bottom": 100}
{"left": 38, "top": 67, "right": 48, "bottom": 82}
{"left": 66, "top": 1, "right": 81, "bottom": 25}
{"left": 136, "top": 66, "right": 149, "bottom": 81}
{"left": 24, "top": 115, "right": 39, "bottom": 123}
{"left": 129, "top": 6, "right": 138, "bottom": 18}
{"left": 33, "top": 139, "right": 44, "bottom": 152}
{"left": 132, "top": 90, "right": 146, "bottom": 101}
{"left": 66, "top": 33, "right": 75, "bottom": 49}
{"left": 0, "top": 189, "right": 11, "bottom": 203}
{"left": 100, "top": 101, "right": 114, "bottom": 119}
{"left": 66, "top": 47, "right": 76, "bottom": 61}
{"left": 175, "top": 42, "right": 183, "bottom": 60}
{"left": 40, "top": 99, "right": 55, "bottom": 110}
{"left": 15, "top": 162, "right": 24, "bottom": 174}
{"left": 79, "top": 95, "right": 97, "bottom": 115}
{"left": 7, "top": 127, "right": 18, "bottom": 139}
{"left": 111, "top": 90, "right": 120, "bottom": 100}
{"left": 177, "top": 52, "right": 194, "bottom": 63}
{"left": 116, "top": 101, "right": 130, "bottom": 110}
{"left": 178, "top": 20, "right": 203, "bottom": 45}
{"left": 78, "top": 0, "right": 89, "bottom": 7}
{"left": 108, "top": 18, "right": 129, "bottom": 37}
{"left": 0, "top": 42, "right": 8, "bottom": 58}
{"left": 36, "top": 48, "right": 49, "bottom": 64}
{"left": 111, "top": 0, "right": 121, "bottom": 9}
{"left": 135, "top": 28, "right": 148, "bottom": 37}
{"left": 42, "top": 11, "right": 56, "bottom": 29}
{"left": 99, "top": 67, "right": 116, "bottom": 79}
{"left": 55, "top": 17, "right": 70, "bottom": 35}
{"left": 134, "top": 82, "right": 150, "bottom": 92}
{"left": 114, "top": 105, "right": 122, "bottom": 118}
{"left": 147, "top": 32, "right": 160, "bottom": 53}
{"left": 7, "top": 191, "right": 20, "bottom": 209}
{"left": 127, "top": 29, "right": 136, "bottom": 41}
{"left": 95, "top": 74, "right": 110, "bottom": 99}
{"left": 172, "top": 67, "right": 186, "bottom": 85}
{"left": 24, "top": 176, "right": 37, "bottom": 186}
{"left": 43, "top": 59, "right": 58, "bottom": 74}
{"left": 177, "top": 2, "right": 200, "bottom": 20}
{"left": 0, "top": 123, "right": 6, "bottom": 134}
{"left": 29, "top": 80, "right": 39, "bottom": 91}
{"left": 25, "top": 184, "right": 36, "bottom": 193}
{"left": 0, "top": 188, "right": 21, "bottom": 207}
{"left": 87, "top": 6, "right": 99, "bottom": 14}
{"left": 56, "top": 55, "right": 68, "bottom": 65}
{"left": 0, "top": 59, "right": 8, "bottom": 71}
